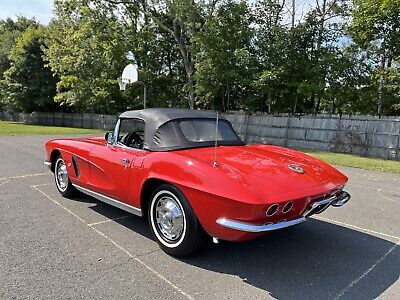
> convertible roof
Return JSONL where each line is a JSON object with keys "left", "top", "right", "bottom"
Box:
{"left": 119, "top": 108, "right": 219, "bottom": 126}
{"left": 118, "top": 108, "right": 242, "bottom": 151}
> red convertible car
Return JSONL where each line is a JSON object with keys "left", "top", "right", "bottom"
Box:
{"left": 44, "top": 108, "right": 350, "bottom": 256}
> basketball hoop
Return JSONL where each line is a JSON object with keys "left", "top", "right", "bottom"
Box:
{"left": 117, "top": 77, "right": 128, "bottom": 91}
{"left": 117, "top": 64, "right": 138, "bottom": 91}
{"left": 117, "top": 63, "right": 147, "bottom": 108}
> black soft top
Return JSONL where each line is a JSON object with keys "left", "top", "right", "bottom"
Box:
{"left": 118, "top": 108, "right": 244, "bottom": 151}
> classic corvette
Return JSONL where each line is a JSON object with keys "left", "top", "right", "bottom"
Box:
{"left": 44, "top": 108, "right": 350, "bottom": 256}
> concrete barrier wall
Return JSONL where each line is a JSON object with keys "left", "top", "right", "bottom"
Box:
{"left": 1, "top": 111, "right": 399, "bottom": 160}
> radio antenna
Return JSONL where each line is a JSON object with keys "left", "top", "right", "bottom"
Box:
{"left": 213, "top": 112, "right": 219, "bottom": 168}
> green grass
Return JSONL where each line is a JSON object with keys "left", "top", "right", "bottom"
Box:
{"left": 305, "top": 150, "right": 400, "bottom": 174}
{"left": 0, "top": 121, "right": 105, "bottom": 136}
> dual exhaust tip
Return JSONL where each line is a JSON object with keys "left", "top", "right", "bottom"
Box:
{"left": 331, "top": 191, "right": 351, "bottom": 207}
{"left": 266, "top": 191, "right": 351, "bottom": 217}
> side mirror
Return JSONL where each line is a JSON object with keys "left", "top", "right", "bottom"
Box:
{"left": 105, "top": 132, "right": 114, "bottom": 144}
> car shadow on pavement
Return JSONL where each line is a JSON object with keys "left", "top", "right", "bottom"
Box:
{"left": 182, "top": 219, "right": 399, "bottom": 300}
{"left": 73, "top": 194, "right": 399, "bottom": 300}
{"left": 81, "top": 196, "right": 154, "bottom": 238}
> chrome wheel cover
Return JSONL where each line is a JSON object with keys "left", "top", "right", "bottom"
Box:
{"left": 55, "top": 158, "right": 69, "bottom": 192}
{"left": 155, "top": 195, "right": 184, "bottom": 241}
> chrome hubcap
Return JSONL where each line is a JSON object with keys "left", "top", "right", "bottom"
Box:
{"left": 56, "top": 160, "right": 68, "bottom": 191}
{"left": 155, "top": 196, "right": 184, "bottom": 241}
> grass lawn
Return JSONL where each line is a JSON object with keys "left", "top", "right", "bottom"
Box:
{"left": 305, "top": 150, "right": 400, "bottom": 174}
{"left": 0, "top": 121, "right": 105, "bottom": 136}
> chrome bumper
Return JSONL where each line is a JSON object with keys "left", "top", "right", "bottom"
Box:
{"left": 216, "top": 191, "right": 351, "bottom": 233}
{"left": 216, "top": 217, "right": 307, "bottom": 233}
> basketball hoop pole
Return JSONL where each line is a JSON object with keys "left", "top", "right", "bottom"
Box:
{"left": 118, "top": 78, "right": 147, "bottom": 109}
{"left": 136, "top": 81, "right": 147, "bottom": 109}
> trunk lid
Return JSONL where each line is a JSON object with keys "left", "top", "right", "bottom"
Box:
{"left": 183, "top": 145, "right": 341, "bottom": 194}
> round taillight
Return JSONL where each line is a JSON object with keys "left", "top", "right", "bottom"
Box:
{"left": 282, "top": 201, "right": 293, "bottom": 213}
{"left": 266, "top": 204, "right": 279, "bottom": 216}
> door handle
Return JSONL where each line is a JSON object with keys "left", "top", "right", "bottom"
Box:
{"left": 120, "top": 158, "right": 130, "bottom": 170}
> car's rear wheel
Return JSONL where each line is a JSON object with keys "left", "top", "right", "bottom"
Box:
{"left": 54, "top": 155, "right": 76, "bottom": 198}
{"left": 148, "top": 184, "right": 205, "bottom": 257}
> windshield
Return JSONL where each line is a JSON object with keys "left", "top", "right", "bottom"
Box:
{"left": 179, "top": 119, "right": 242, "bottom": 143}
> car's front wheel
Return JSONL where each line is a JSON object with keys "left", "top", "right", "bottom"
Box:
{"left": 54, "top": 155, "right": 76, "bottom": 198}
{"left": 148, "top": 184, "right": 205, "bottom": 257}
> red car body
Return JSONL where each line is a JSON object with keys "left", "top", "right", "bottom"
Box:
{"left": 44, "top": 109, "right": 350, "bottom": 244}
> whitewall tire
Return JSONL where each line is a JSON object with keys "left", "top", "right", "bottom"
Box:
{"left": 148, "top": 184, "right": 205, "bottom": 257}
{"left": 54, "top": 155, "right": 76, "bottom": 198}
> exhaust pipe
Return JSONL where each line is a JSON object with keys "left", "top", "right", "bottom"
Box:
{"left": 303, "top": 190, "right": 351, "bottom": 217}
{"left": 331, "top": 191, "right": 351, "bottom": 207}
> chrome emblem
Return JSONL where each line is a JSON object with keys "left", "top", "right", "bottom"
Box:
{"left": 288, "top": 164, "right": 305, "bottom": 174}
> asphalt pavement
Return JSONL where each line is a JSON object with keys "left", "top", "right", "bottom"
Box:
{"left": 0, "top": 135, "right": 399, "bottom": 299}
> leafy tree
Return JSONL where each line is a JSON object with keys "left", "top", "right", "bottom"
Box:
{"left": 44, "top": 0, "right": 129, "bottom": 113}
{"left": 103, "top": 0, "right": 221, "bottom": 109}
{"left": 1, "top": 0, "right": 398, "bottom": 116}
{"left": 123, "top": 10, "right": 188, "bottom": 109}
{"left": 194, "top": 0, "right": 254, "bottom": 111}
{"left": 349, "top": 0, "right": 400, "bottom": 115}
{"left": 0, "top": 17, "right": 39, "bottom": 109}
{"left": 1, "top": 25, "right": 57, "bottom": 112}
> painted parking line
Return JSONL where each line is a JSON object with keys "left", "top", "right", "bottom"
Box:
{"left": 0, "top": 180, "right": 10, "bottom": 187}
{"left": 88, "top": 215, "right": 133, "bottom": 227}
{"left": 313, "top": 216, "right": 400, "bottom": 241}
{"left": 32, "top": 186, "right": 194, "bottom": 300}
{"left": 376, "top": 189, "right": 400, "bottom": 204}
{"left": 347, "top": 183, "right": 400, "bottom": 204}
{"left": 30, "top": 183, "right": 51, "bottom": 188}
{"left": 0, "top": 172, "right": 50, "bottom": 181}
{"left": 314, "top": 215, "right": 400, "bottom": 299}
{"left": 333, "top": 241, "right": 399, "bottom": 300}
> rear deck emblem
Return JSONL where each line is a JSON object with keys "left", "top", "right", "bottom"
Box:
{"left": 288, "top": 164, "right": 305, "bottom": 174}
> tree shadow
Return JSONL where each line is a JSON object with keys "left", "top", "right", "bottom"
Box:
{"left": 75, "top": 194, "right": 399, "bottom": 299}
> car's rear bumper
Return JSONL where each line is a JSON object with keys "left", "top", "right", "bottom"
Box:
{"left": 216, "top": 216, "right": 307, "bottom": 233}
{"left": 216, "top": 191, "right": 350, "bottom": 233}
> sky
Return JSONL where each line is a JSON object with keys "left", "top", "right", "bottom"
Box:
{"left": 0, "top": 0, "right": 54, "bottom": 24}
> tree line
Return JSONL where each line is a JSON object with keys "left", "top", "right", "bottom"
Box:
{"left": 0, "top": 0, "right": 399, "bottom": 116}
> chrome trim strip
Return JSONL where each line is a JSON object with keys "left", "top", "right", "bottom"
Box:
{"left": 72, "top": 184, "right": 143, "bottom": 217}
{"left": 216, "top": 217, "right": 306, "bottom": 233}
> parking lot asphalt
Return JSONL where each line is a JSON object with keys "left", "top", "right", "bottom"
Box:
{"left": 0, "top": 135, "right": 399, "bottom": 300}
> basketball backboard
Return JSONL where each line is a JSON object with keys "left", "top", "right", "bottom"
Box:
{"left": 118, "top": 64, "right": 138, "bottom": 90}
{"left": 121, "top": 64, "right": 138, "bottom": 83}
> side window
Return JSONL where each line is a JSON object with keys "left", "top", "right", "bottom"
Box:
{"left": 117, "top": 118, "right": 145, "bottom": 149}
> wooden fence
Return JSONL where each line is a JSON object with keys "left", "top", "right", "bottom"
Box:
{"left": 1, "top": 111, "right": 399, "bottom": 160}
{"left": 225, "top": 113, "right": 400, "bottom": 160}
